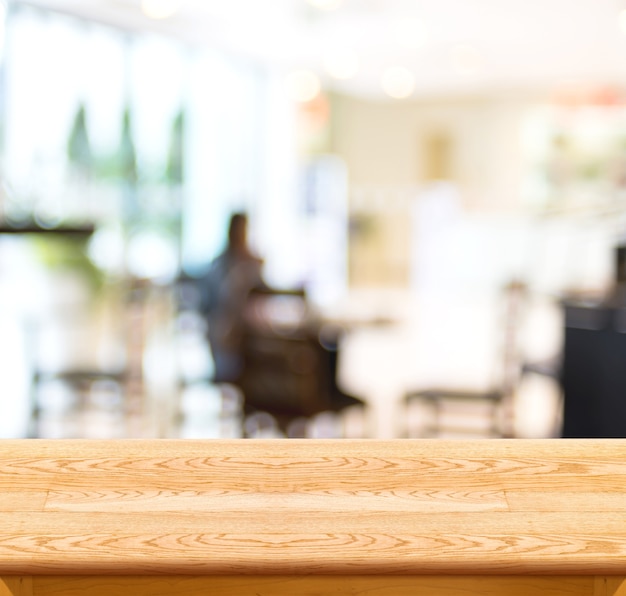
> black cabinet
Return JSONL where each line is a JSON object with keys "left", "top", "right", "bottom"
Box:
{"left": 561, "top": 304, "right": 626, "bottom": 437}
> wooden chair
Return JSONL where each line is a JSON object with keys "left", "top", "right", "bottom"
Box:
{"left": 236, "top": 289, "right": 364, "bottom": 436}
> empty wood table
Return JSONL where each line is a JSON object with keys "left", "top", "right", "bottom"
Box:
{"left": 0, "top": 439, "right": 625, "bottom": 595}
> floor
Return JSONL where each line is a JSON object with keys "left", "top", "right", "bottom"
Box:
{"left": 22, "top": 288, "right": 564, "bottom": 441}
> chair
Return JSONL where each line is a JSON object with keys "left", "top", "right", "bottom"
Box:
{"left": 235, "top": 288, "right": 364, "bottom": 437}
{"left": 404, "top": 281, "right": 526, "bottom": 438}
{"left": 28, "top": 277, "right": 153, "bottom": 438}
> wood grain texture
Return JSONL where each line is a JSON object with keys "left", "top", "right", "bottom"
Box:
{"left": 0, "top": 577, "right": 32, "bottom": 596}
{"left": 594, "top": 577, "right": 626, "bottom": 596}
{"left": 30, "top": 575, "right": 600, "bottom": 596}
{"left": 0, "top": 440, "right": 625, "bottom": 575}
{"left": 0, "top": 492, "right": 47, "bottom": 512}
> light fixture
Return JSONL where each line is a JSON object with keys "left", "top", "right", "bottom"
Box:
{"left": 141, "top": 0, "right": 181, "bottom": 20}
{"left": 306, "top": 0, "right": 343, "bottom": 10}
{"left": 393, "top": 17, "right": 429, "bottom": 50}
{"left": 324, "top": 48, "right": 359, "bottom": 80}
{"left": 381, "top": 66, "right": 415, "bottom": 99}
{"left": 285, "top": 70, "right": 321, "bottom": 102}
{"left": 449, "top": 44, "right": 483, "bottom": 76}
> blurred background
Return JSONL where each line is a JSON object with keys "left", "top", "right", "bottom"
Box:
{"left": 1, "top": 0, "right": 626, "bottom": 440}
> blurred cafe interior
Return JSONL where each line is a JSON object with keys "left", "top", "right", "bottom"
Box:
{"left": 2, "top": 0, "right": 626, "bottom": 440}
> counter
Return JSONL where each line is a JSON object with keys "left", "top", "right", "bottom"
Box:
{"left": 0, "top": 439, "right": 625, "bottom": 595}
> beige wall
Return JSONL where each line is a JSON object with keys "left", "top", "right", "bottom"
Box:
{"left": 328, "top": 92, "right": 543, "bottom": 287}
{"left": 329, "top": 92, "right": 539, "bottom": 211}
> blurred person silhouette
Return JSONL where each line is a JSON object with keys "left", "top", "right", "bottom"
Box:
{"left": 199, "top": 212, "right": 267, "bottom": 384}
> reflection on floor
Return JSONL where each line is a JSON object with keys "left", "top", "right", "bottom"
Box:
{"left": 29, "top": 351, "right": 561, "bottom": 442}
{"left": 28, "top": 306, "right": 372, "bottom": 440}
{"left": 32, "top": 379, "right": 371, "bottom": 440}
{"left": 20, "top": 289, "right": 564, "bottom": 440}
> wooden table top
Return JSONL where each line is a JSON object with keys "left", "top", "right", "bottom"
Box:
{"left": 1, "top": 439, "right": 626, "bottom": 576}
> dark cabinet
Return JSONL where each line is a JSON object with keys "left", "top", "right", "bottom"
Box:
{"left": 561, "top": 304, "right": 626, "bottom": 438}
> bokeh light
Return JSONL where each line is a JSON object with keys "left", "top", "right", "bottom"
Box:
{"left": 306, "top": 0, "right": 343, "bottom": 11}
{"left": 381, "top": 66, "right": 415, "bottom": 99}
{"left": 324, "top": 48, "right": 359, "bottom": 80}
{"left": 141, "top": 0, "right": 181, "bottom": 20}
{"left": 285, "top": 69, "right": 321, "bottom": 102}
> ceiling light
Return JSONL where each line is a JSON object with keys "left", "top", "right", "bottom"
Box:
{"left": 381, "top": 66, "right": 415, "bottom": 99}
{"left": 306, "top": 0, "right": 343, "bottom": 11}
{"left": 449, "top": 44, "right": 483, "bottom": 76}
{"left": 324, "top": 48, "right": 359, "bottom": 80}
{"left": 141, "top": 0, "right": 181, "bottom": 20}
{"left": 393, "top": 17, "right": 429, "bottom": 50}
{"left": 285, "top": 70, "right": 321, "bottom": 102}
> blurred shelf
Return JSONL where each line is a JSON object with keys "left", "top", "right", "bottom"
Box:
{"left": 0, "top": 223, "right": 96, "bottom": 236}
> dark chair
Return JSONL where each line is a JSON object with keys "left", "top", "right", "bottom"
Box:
{"left": 235, "top": 289, "right": 364, "bottom": 436}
